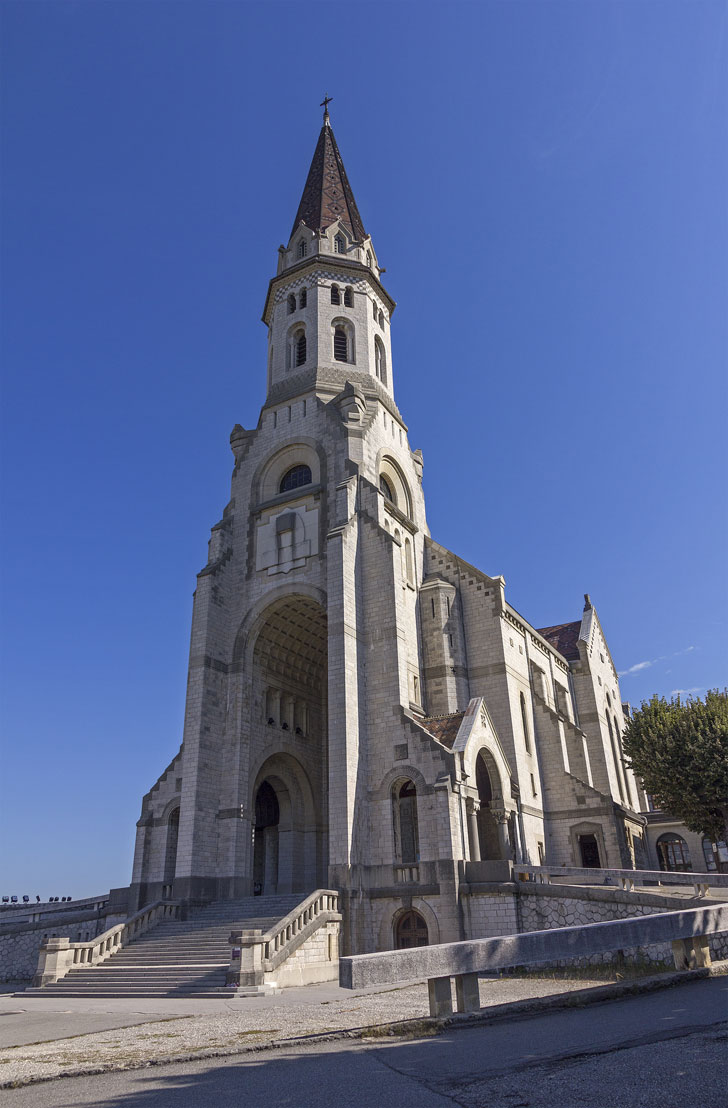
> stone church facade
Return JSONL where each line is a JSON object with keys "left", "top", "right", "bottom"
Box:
{"left": 130, "top": 110, "right": 647, "bottom": 954}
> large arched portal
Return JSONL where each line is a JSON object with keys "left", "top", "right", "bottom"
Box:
{"left": 249, "top": 595, "right": 328, "bottom": 893}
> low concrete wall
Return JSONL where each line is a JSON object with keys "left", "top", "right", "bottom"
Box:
{"left": 341, "top": 903, "right": 728, "bottom": 989}
{"left": 0, "top": 909, "right": 125, "bottom": 985}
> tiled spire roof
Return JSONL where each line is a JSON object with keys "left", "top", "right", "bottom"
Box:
{"left": 291, "top": 119, "right": 366, "bottom": 241}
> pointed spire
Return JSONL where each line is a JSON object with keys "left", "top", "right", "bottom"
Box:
{"left": 291, "top": 108, "right": 366, "bottom": 241}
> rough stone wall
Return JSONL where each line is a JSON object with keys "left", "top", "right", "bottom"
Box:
{"left": 0, "top": 911, "right": 125, "bottom": 984}
{"left": 517, "top": 885, "right": 728, "bottom": 966}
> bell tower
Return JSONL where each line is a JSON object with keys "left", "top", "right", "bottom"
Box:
{"left": 263, "top": 102, "right": 396, "bottom": 404}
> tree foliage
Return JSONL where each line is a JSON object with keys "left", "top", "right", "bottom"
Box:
{"left": 623, "top": 689, "right": 728, "bottom": 842}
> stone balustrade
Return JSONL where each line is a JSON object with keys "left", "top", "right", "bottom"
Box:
{"left": 33, "top": 901, "right": 180, "bottom": 987}
{"left": 514, "top": 864, "right": 728, "bottom": 898}
{"left": 227, "top": 889, "right": 340, "bottom": 992}
{"left": 340, "top": 902, "right": 728, "bottom": 1017}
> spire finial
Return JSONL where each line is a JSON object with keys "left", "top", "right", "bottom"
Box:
{"left": 320, "top": 94, "right": 333, "bottom": 125}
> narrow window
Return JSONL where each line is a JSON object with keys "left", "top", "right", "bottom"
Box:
{"left": 378, "top": 310, "right": 384, "bottom": 327}
{"left": 375, "top": 336, "right": 387, "bottom": 385}
{"left": 405, "top": 537, "right": 414, "bottom": 585}
{"left": 331, "top": 284, "right": 340, "bottom": 305}
{"left": 530, "top": 773, "right": 537, "bottom": 797}
{"left": 520, "top": 692, "right": 531, "bottom": 754}
{"left": 335, "top": 234, "right": 346, "bottom": 254}
{"left": 373, "top": 300, "right": 378, "bottom": 320}
{"left": 279, "top": 464, "right": 312, "bottom": 493}
{"left": 287, "top": 293, "right": 296, "bottom": 314}
{"left": 393, "top": 780, "right": 419, "bottom": 864}
{"left": 297, "top": 240, "right": 307, "bottom": 259}
{"left": 412, "top": 674, "right": 419, "bottom": 702}
{"left": 344, "top": 286, "right": 353, "bottom": 307}
{"left": 366, "top": 250, "right": 372, "bottom": 267}
{"left": 334, "top": 326, "right": 348, "bottom": 362}
{"left": 299, "top": 288, "right": 307, "bottom": 309}
{"left": 295, "top": 332, "right": 306, "bottom": 367}
{"left": 431, "top": 598, "right": 435, "bottom": 617}
{"left": 537, "top": 842, "right": 545, "bottom": 864}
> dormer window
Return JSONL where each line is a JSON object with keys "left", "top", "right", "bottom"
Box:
{"left": 299, "top": 288, "right": 307, "bottom": 309}
{"left": 287, "top": 293, "right": 296, "bottom": 314}
{"left": 331, "top": 284, "right": 341, "bottom": 305}
{"left": 344, "top": 287, "right": 353, "bottom": 307}
{"left": 297, "top": 240, "right": 307, "bottom": 259}
{"left": 334, "top": 234, "right": 346, "bottom": 254}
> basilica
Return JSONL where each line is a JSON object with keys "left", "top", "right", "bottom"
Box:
{"left": 130, "top": 109, "right": 647, "bottom": 954}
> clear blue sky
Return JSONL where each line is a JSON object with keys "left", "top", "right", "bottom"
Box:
{"left": 1, "top": 1, "right": 726, "bottom": 899}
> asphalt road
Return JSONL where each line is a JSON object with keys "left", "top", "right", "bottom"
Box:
{"left": 2, "top": 977, "right": 726, "bottom": 1108}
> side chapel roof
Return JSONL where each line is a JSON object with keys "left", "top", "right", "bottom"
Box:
{"left": 421, "top": 711, "right": 466, "bottom": 749}
{"left": 291, "top": 118, "right": 367, "bottom": 241}
{"left": 536, "top": 621, "right": 582, "bottom": 661}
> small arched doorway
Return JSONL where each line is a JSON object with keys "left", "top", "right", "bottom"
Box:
{"left": 253, "top": 782, "right": 280, "bottom": 894}
{"left": 475, "top": 752, "right": 505, "bottom": 860}
{"left": 395, "top": 909, "right": 428, "bottom": 949}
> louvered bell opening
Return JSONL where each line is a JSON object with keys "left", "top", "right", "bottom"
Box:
{"left": 296, "top": 333, "right": 307, "bottom": 367}
{"left": 334, "top": 328, "right": 348, "bottom": 362}
{"left": 331, "top": 285, "right": 340, "bottom": 305}
{"left": 344, "top": 287, "right": 353, "bottom": 307}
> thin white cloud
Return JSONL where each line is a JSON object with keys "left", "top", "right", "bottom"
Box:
{"left": 618, "top": 646, "right": 696, "bottom": 679}
{"left": 670, "top": 687, "right": 702, "bottom": 698}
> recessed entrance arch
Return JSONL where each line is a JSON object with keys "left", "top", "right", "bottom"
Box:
{"left": 247, "top": 593, "right": 328, "bottom": 895}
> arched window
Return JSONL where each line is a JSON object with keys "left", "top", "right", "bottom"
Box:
{"left": 333, "top": 325, "right": 348, "bottom": 362}
{"left": 520, "top": 692, "right": 531, "bottom": 754}
{"left": 299, "top": 288, "right": 307, "bottom": 309}
{"left": 372, "top": 300, "right": 377, "bottom": 320}
{"left": 395, "top": 909, "right": 428, "bottom": 949}
{"left": 392, "top": 780, "right": 419, "bottom": 864}
{"left": 344, "top": 286, "right": 353, "bottom": 307}
{"left": 331, "top": 284, "right": 341, "bottom": 305}
{"left": 379, "top": 475, "right": 394, "bottom": 503}
{"left": 378, "top": 310, "right": 384, "bottom": 327}
{"left": 287, "top": 293, "right": 296, "bottom": 314}
{"left": 656, "top": 833, "right": 691, "bottom": 872}
{"left": 295, "top": 331, "right": 306, "bottom": 367}
{"left": 375, "top": 336, "right": 387, "bottom": 385}
{"left": 334, "top": 234, "right": 346, "bottom": 254}
{"left": 297, "top": 240, "right": 307, "bottom": 259}
{"left": 279, "top": 464, "right": 312, "bottom": 494}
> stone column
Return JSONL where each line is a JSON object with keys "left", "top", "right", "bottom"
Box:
{"left": 466, "top": 800, "right": 481, "bottom": 862}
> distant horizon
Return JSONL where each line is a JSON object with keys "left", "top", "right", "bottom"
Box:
{"left": 1, "top": 0, "right": 726, "bottom": 898}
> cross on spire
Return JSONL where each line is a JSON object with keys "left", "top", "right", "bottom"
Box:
{"left": 320, "top": 94, "right": 333, "bottom": 123}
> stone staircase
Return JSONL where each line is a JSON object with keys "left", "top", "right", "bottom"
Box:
{"left": 23, "top": 895, "right": 304, "bottom": 998}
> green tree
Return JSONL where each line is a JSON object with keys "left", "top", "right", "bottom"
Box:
{"left": 623, "top": 689, "right": 728, "bottom": 844}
